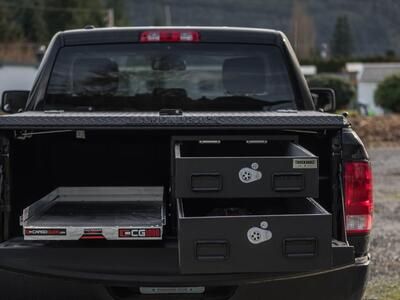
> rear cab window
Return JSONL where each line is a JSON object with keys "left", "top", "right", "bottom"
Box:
{"left": 45, "top": 43, "right": 295, "bottom": 111}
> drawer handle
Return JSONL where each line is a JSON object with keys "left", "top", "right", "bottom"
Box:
{"left": 273, "top": 173, "right": 305, "bottom": 192}
{"left": 196, "top": 240, "right": 229, "bottom": 261}
{"left": 191, "top": 173, "right": 222, "bottom": 192}
{"left": 283, "top": 238, "right": 317, "bottom": 258}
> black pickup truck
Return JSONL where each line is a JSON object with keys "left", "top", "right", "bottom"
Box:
{"left": 0, "top": 27, "right": 373, "bottom": 300}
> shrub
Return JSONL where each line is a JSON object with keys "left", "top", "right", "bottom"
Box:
{"left": 307, "top": 75, "right": 355, "bottom": 109}
{"left": 374, "top": 74, "right": 400, "bottom": 112}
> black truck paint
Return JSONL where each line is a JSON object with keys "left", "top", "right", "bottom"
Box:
{"left": 0, "top": 27, "right": 370, "bottom": 300}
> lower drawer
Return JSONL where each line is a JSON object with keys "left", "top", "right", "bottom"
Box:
{"left": 177, "top": 197, "right": 332, "bottom": 274}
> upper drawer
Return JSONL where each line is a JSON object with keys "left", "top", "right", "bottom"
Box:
{"left": 174, "top": 139, "right": 319, "bottom": 198}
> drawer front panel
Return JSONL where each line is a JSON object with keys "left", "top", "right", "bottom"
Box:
{"left": 178, "top": 198, "right": 332, "bottom": 274}
{"left": 175, "top": 156, "right": 319, "bottom": 198}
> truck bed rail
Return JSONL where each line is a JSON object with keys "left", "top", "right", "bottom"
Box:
{"left": 0, "top": 111, "right": 348, "bottom": 130}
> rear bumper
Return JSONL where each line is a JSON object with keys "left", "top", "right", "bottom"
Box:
{"left": 0, "top": 255, "right": 369, "bottom": 300}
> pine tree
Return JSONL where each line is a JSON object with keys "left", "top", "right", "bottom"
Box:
{"left": 330, "top": 15, "right": 353, "bottom": 58}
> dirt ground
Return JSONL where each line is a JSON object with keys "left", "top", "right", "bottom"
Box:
{"left": 363, "top": 147, "right": 400, "bottom": 300}
{"left": 350, "top": 115, "right": 400, "bottom": 148}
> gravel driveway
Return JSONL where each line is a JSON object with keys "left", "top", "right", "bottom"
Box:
{"left": 364, "top": 147, "right": 400, "bottom": 300}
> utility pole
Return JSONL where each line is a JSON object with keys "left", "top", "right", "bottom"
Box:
{"left": 106, "top": 8, "right": 114, "bottom": 27}
{"left": 164, "top": 4, "right": 172, "bottom": 26}
{"left": 159, "top": 0, "right": 172, "bottom": 25}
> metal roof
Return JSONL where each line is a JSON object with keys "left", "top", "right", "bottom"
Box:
{"left": 359, "top": 63, "right": 400, "bottom": 83}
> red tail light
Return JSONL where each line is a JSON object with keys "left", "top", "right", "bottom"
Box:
{"left": 344, "top": 161, "right": 373, "bottom": 235}
{"left": 140, "top": 30, "right": 200, "bottom": 42}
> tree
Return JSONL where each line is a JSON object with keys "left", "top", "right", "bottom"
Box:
{"left": 107, "top": 0, "right": 129, "bottom": 26}
{"left": 289, "top": 0, "right": 316, "bottom": 59}
{"left": 308, "top": 75, "right": 355, "bottom": 109}
{"left": 0, "top": 5, "right": 23, "bottom": 42}
{"left": 152, "top": 0, "right": 166, "bottom": 26}
{"left": 330, "top": 15, "right": 353, "bottom": 58}
{"left": 43, "top": 0, "right": 107, "bottom": 38}
{"left": 18, "top": 0, "right": 48, "bottom": 43}
{"left": 375, "top": 74, "right": 400, "bottom": 112}
{"left": 1, "top": 0, "right": 110, "bottom": 43}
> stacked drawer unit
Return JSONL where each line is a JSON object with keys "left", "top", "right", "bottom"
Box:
{"left": 173, "top": 136, "right": 332, "bottom": 274}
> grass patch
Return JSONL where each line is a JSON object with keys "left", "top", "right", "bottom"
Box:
{"left": 385, "top": 286, "right": 400, "bottom": 300}
{"left": 364, "top": 280, "right": 400, "bottom": 300}
{"left": 386, "top": 194, "right": 400, "bottom": 201}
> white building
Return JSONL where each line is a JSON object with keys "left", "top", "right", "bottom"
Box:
{"left": 346, "top": 63, "right": 400, "bottom": 115}
{"left": 300, "top": 65, "right": 317, "bottom": 77}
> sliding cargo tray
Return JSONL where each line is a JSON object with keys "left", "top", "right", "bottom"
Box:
{"left": 21, "top": 187, "right": 165, "bottom": 240}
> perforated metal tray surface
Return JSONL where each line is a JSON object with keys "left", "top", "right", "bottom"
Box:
{"left": 0, "top": 111, "right": 348, "bottom": 130}
{"left": 21, "top": 187, "right": 164, "bottom": 240}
